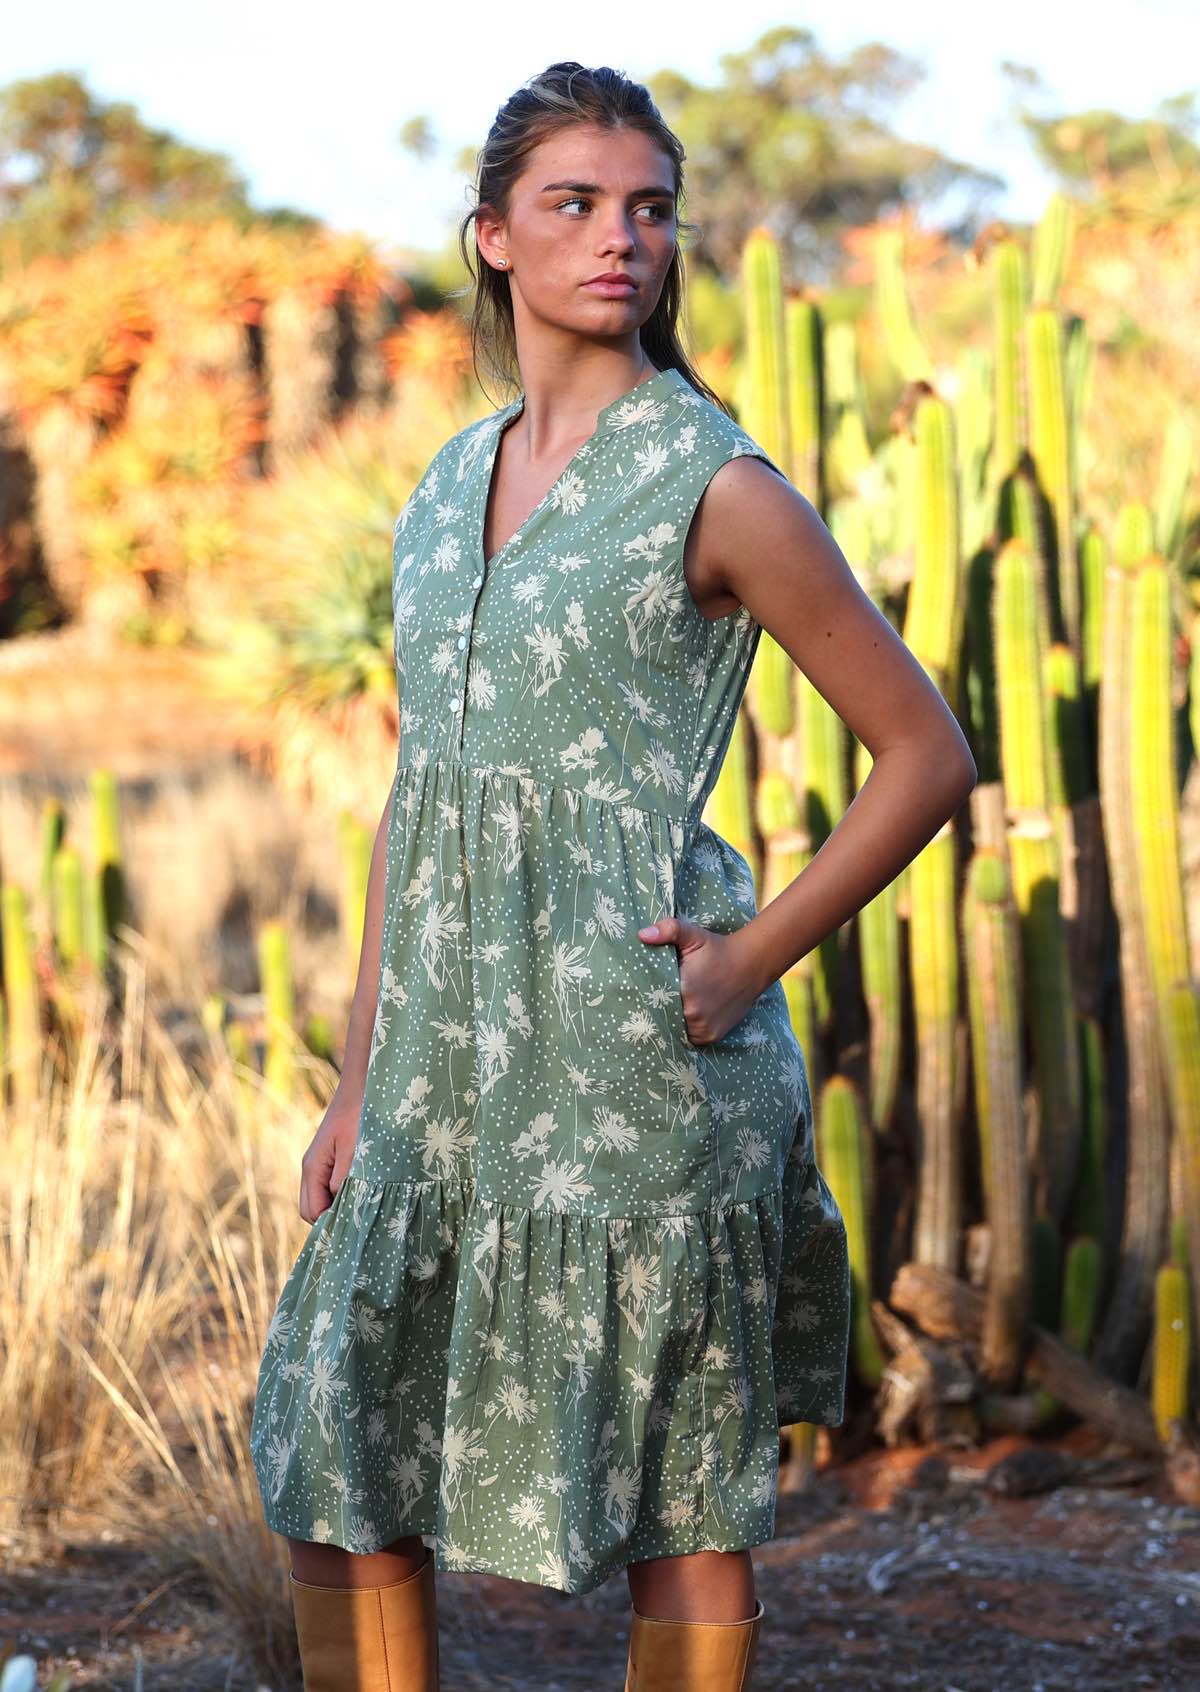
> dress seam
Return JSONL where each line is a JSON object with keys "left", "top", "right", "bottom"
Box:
{"left": 336, "top": 1170, "right": 787, "bottom": 1220}
{"left": 392, "top": 758, "right": 688, "bottom": 827}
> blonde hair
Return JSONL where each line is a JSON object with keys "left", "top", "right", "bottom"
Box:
{"left": 455, "top": 60, "right": 729, "bottom": 414}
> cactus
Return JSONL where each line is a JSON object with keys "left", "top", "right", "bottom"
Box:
{"left": 1044, "top": 641, "right": 1086, "bottom": 808}
{"left": 91, "top": 768, "right": 128, "bottom": 946}
{"left": 339, "top": 811, "right": 374, "bottom": 968}
{"left": 51, "top": 846, "right": 86, "bottom": 967}
{"left": 1093, "top": 523, "right": 1170, "bottom": 1381}
{"left": 909, "top": 807, "right": 961, "bottom": 1270}
{"left": 1126, "top": 556, "right": 1200, "bottom": 1330}
{"left": 36, "top": 797, "right": 66, "bottom": 943}
{"left": 756, "top": 771, "right": 808, "bottom": 920}
{"left": 1078, "top": 523, "right": 1107, "bottom": 741}
{"left": 1030, "top": 190, "right": 1075, "bottom": 308}
{"left": 964, "top": 849, "right": 1030, "bottom": 1388}
{"left": 740, "top": 227, "right": 791, "bottom": 466}
{"left": 1152, "top": 1262, "right": 1191, "bottom": 1442}
{"left": 874, "top": 226, "right": 933, "bottom": 383}
{"left": 1165, "top": 982, "right": 1200, "bottom": 1340}
{"left": 706, "top": 709, "right": 757, "bottom": 871}
{"left": 741, "top": 227, "right": 798, "bottom": 746}
{"left": 994, "top": 538, "right": 1081, "bottom": 1224}
{"left": 801, "top": 669, "right": 848, "bottom": 1031}
{"left": 818, "top": 1076, "right": 884, "bottom": 1388}
{"left": 1069, "top": 1016, "right": 1108, "bottom": 1249}
{"left": 957, "top": 345, "right": 995, "bottom": 562}
{"left": 1030, "top": 1215, "right": 1062, "bottom": 1333}
{"left": 1026, "top": 304, "right": 1081, "bottom": 659}
{"left": 1152, "top": 414, "right": 1195, "bottom": 561}
{"left": 964, "top": 545, "right": 1002, "bottom": 784}
{"left": 1062, "top": 1236, "right": 1103, "bottom": 1355}
{"left": 855, "top": 737, "right": 902, "bottom": 1132}
{"left": 992, "top": 239, "right": 1028, "bottom": 485}
{"left": 1027, "top": 1232, "right": 1103, "bottom": 1425}
{"left": 903, "top": 394, "right": 962, "bottom": 703}
{"left": 784, "top": 293, "right": 824, "bottom": 508}
{"left": 823, "top": 320, "right": 873, "bottom": 497}
{"left": 1, "top": 883, "right": 40, "bottom": 1105}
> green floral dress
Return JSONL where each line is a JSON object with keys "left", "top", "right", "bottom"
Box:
{"left": 250, "top": 363, "right": 851, "bottom": 1594}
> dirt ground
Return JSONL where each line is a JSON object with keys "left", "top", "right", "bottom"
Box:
{"left": 4, "top": 1429, "right": 1200, "bottom": 1692}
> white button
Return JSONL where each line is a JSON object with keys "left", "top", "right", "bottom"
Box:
{"left": 450, "top": 696, "right": 460, "bottom": 711}
{"left": 457, "top": 635, "right": 467, "bottom": 650}
{"left": 471, "top": 574, "right": 482, "bottom": 588}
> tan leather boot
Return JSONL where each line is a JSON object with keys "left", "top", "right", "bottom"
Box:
{"left": 623, "top": 1597, "right": 764, "bottom": 1691}
{"left": 289, "top": 1547, "right": 439, "bottom": 1690}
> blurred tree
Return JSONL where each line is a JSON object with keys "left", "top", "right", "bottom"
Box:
{"left": 644, "top": 26, "right": 1004, "bottom": 282}
{"left": 1002, "top": 66, "right": 1200, "bottom": 207}
{"left": 0, "top": 71, "right": 321, "bottom": 269}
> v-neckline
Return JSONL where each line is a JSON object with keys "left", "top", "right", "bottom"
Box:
{"left": 478, "top": 365, "right": 678, "bottom": 572}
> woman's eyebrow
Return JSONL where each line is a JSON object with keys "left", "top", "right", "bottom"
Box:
{"left": 538, "top": 180, "right": 674, "bottom": 198}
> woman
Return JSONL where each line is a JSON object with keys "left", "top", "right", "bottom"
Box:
{"left": 250, "top": 60, "right": 977, "bottom": 1692}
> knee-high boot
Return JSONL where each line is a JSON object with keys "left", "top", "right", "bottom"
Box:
{"left": 288, "top": 1546, "right": 439, "bottom": 1691}
{"left": 623, "top": 1596, "right": 764, "bottom": 1691}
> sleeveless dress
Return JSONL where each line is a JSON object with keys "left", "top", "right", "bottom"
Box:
{"left": 249, "top": 363, "right": 851, "bottom": 1594}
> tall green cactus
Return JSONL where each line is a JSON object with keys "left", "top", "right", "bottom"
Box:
{"left": 1030, "top": 190, "right": 1075, "bottom": 307}
{"left": 1094, "top": 521, "right": 1169, "bottom": 1380}
{"left": 957, "top": 345, "right": 995, "bottom": 562}
{"left": 994, "top": 538, "right": 1080, "bottom": 1225}
{"left": 740, "top": 226, "right": 791, "bottom": 466}
{"left": 855, "top": 738, "right": 902, "bottom": 1132}
{"left": 801, "top": 670, "right": 848, "bottom": 1032}
{"left": 909, "top": 801, "right": 960, "bottom": 1271}
{"left": 964, "top": 849, "right": 1029, "bottom": 1388}
{"left": 785, "top": 293, "right": 824, "bottom": 508}
{"left": 823, "top": 320, "right": 872, "bottom": 497}
{"left": 992, "top": 239, "right": 1028, "bottom": 485}
{"left": 903, "top": 393, "right": 962, "bottom": 703}
{"left": 818, "top": 1075, "right": 884, "bottom": 1388}
{"left": 91, "top": 769, "right": 128, "bottom": 954}
{"left": 1026, "top": 305, "right": 1082, "bottom": 660}
{"left": 707, "top": 708, "right": 757, "bottom": 870}
{"left": 1152, "top": 1262, "right": 1191, "bottom": 1442}
{"left": 874, "top": 226, "right": 934, "bottom": 383}
{"left": 742, "top": 226, "right": 798, "bottom": 746}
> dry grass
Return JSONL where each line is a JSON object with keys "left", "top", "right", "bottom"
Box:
{"left": 0, "top": 902, "right": 333, "bottom": 1687}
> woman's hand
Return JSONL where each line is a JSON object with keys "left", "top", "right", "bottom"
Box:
{"left": 299, "top": 1088, "right": 363, "bottom": 1223}
{"left": 637, "top": 915, "right": 767, "bottom": 1046}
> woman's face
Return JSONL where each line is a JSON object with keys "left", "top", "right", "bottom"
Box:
{"left": 478, "top": 122, "right": 679, "bottom": 344}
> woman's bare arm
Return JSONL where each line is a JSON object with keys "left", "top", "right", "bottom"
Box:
{"left": 688, "top": 456, "right": 978, "bottom": 998}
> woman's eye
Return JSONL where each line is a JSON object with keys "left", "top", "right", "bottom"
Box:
{"left": 556, "top": 198, "right": 670, "bottom": 221}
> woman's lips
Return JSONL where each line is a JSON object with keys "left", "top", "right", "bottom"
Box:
{"left": 583, "top": 278, "right": 637, "bottom": 297}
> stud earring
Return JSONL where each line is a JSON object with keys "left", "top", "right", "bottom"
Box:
{"left": 497, "top": 260, "right": 507, "bottom": 269}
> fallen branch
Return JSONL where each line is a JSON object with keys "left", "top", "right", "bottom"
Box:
{"left": 888, "top": 1262, "right": 1160, "bottom": 1455}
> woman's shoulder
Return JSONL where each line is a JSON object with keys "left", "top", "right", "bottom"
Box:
{"left": 663, "top": 373, "right": 787, "bottom": 481}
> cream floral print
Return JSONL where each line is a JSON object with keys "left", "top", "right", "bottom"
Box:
{"left": 250, "top": 364, "right": 851, "bottom": 1594}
